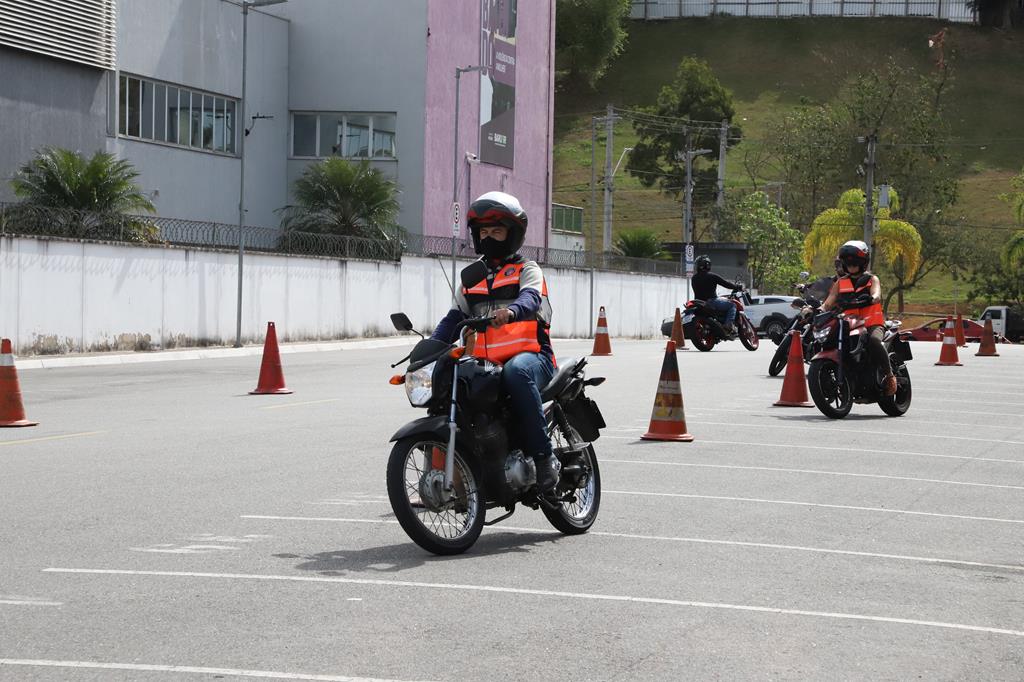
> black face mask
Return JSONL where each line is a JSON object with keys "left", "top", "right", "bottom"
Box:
{"left": 479, "top": 236, "right": 512, "bottom": 260}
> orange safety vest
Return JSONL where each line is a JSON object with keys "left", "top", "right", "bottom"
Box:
{"left": 463, "top": 260, "right": 552, "bottom": 364}
{"left": 838, "top": 274, "right": 884, "bottom": 327}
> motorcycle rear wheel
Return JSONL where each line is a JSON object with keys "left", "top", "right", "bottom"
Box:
{"left": 768, "top": 335, "right": 791, "bottom": 376}
{"left": 542, "top": 426, "right": 601, "bottom": 535}
{"left": 807, "top": 359, "right": 853, "bottom": 419}
{"left": 738, "top": 315, "right": 759, "bottom": 351}
{"left": 879, "top": 364, "right": 912, "bottom": 416}
{"left": 386, "top": 437, "right": 486, "bottom": 555}
{"left": 687, "top": 321, "right": 716, "bottom": 352}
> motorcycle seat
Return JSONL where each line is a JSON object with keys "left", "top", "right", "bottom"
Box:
{"left": 541, "top": 357, "right": 580, "bottom": 402}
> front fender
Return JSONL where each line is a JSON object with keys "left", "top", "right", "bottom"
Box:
{"left": 389, "top": 415, "right": 450, "bottom": 443}
{"left": 811, "top": 348, "right": 840, "bottom": 363}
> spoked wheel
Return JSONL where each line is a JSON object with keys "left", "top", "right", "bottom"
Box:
{"left": 738, "top": 315, "right": 759, "bottom": 351}
{"left": 768, "top": 334, "right": 791, "bottom": 376}
{"left": 879, "top": 363, "right": 912, "bottom": 416}
{"left": 687, "top": 321, "right": 716, "bottom": 352}
{"left": 807, "top": 359, "right": 852, "bottom": 419}
{"left": 386, "top": 437, "right": 485, "bottom": 555}
{"left": 542, "top": 425, "right": 601, "bottom": 535}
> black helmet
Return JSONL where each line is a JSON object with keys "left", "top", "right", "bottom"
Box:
{"left": 695, "top": 255, "right": 711, "bottom": 272}
{"left": 467, "top": 191, "right": 527, "bottom": 256}
{"left": 837, "top": 240, "right": 870, "bottom": 270}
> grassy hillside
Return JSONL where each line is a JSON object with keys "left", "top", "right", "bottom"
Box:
{"left": 553, "top": 17, "right": 1024, "bottom": 306}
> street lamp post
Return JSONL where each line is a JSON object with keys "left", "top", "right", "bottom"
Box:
{"left": 235, "top": 0, "right": 286, "bottom": 348}
{"left": 681, "top": 147, "right": 712, "bottom": 300}
{"left": 450, "top": 65, "right": 487, "bottom": 305}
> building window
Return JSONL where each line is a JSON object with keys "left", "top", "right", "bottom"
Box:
{"left": 290, "top": 112, "right": 397, "bottom": 159}
{"left": 118, "top": 74, "right": 237, "bottom": 155}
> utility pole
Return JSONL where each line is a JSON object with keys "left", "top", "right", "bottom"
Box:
{"left": 590, "top": 115, "right": 598, "bottom": 337}
{"left": 861, "top": 133, "right": 877, "bottom": 269}
{"left": 714, "top": 119, "right": 729, "bottom": 240}
{"left": 681, "top": 139, "right": 712, "bottom": 301}
{"left": 602, "top": 103, "right": 614, "bottom": 252}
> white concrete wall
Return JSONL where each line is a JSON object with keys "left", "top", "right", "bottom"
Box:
{"left": 0, "top": 235, "right": 690, "bottom": 355}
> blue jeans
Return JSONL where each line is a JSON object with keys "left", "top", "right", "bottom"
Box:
{"left": 501, "top": 352, "right": 555, "bottom": 459}
{"left": 707, "top": 297, "right": 736, "bottom": 326}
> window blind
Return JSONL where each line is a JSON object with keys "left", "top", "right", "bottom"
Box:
{"left": 0, "top": 0, "right": 117, "bottom": 70}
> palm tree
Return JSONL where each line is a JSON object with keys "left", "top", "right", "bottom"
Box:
{"left": 7, "top": 147, "right": 156, "bottom": 242}
{"left": 278, "top": 158, "right": 400, "bottom": 240}
{"left": 613, "top": 228, "right": 664, "bottom": 259}
{"left": 1002, "top": 231, "right": 1024, "bottom": 271}
{"left": 803, "top": 188, "right": 922, "bottom": 279}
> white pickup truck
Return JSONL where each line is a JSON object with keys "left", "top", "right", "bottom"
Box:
{"left": 979, "top": 305, "right": 1023, "bottom": 343}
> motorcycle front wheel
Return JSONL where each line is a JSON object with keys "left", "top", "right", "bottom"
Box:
{"left": 768, "top": 334, "right": 792, "bottom": 376}
{"left": 807, "top": 359, "right": 853, "bottom": 419}
{"left": 738, "top": 315, "right": 760, "bottom": 351}
{"left": 543, "top": 425, "right": 601, "bottom": 535}
{"left": 386, "top": 437, "right": 486, "bottom": 555}
{"left": 687, "top": 321, "right": 716, "bottom": 352}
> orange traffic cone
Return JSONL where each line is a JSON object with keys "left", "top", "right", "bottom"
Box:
{"left": 670, "top": 307, "right": 688, "bottom": 350}
{"left": 641, "top": 340, "right": 694, "bottom": 442}
{"left": 976, "top": 318, "right": 1000, "bottom": 357}
{"left": 954, "top": 313, "right": 967, "bottom": 347}
{"left": 935, "top": 317, "right": 962, "bottom": 366}
{"left": 0, "top": 339, "right": 38, "bottom": 427}
{"left": 250, "top": 322, "right": 293, "bottom": 394}
{"left": 773, "top": 330, "right": 813, "bottom": 407}
{"left": 592, "top": 306, "right": 612, "bottom": 356}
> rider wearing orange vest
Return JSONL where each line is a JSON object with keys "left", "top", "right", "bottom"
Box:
{"left": 430, "top": 192, "right": 560, "bottom": 493}
{"left": 823, "top": 240, "right": 897, "bottom": 396}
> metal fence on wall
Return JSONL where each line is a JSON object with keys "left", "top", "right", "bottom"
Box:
{"left": 631, "top": 0, "right": 975, "bottom": 21}
{"left": 0, "top": 202, "right": 687, "bottom": 277}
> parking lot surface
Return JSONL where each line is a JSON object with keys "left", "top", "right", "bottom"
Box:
{"left": 2, "top": 338, "right": 1023, "bottom": 680}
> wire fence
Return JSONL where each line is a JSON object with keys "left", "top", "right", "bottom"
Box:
{"left": 0, "top": 202, "right": 688, "bottom": 277}
{"left": 630, "top": 0, "right": 976, "bottom": 20}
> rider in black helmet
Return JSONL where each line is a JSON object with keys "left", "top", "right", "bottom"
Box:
{"left": 691, "top": 255, "right": 744, "bottom": 334}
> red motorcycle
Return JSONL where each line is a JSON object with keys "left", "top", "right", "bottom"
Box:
{"left": 682, "top": 289, "right": 759, "bottom": 352}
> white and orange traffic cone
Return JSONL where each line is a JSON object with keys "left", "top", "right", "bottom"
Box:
{"left": 773, "top": 330, "right": 814, "bottom": 407}
{"left": 641, "top": 341, "right": 694, "bottom": 442}
{"left": 935, "top": 317, "right": 963, "bottom": 366}
{"left": 0, "top": 339, "right": 38, "bottom": 427}
{"left": 954, "top": 313, "right": 967, "bottom": 347}
{"left": 592, "top": 306, "right": 612, "bottom": 357}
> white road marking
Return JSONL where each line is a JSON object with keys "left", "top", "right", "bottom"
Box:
{"left": 732, "top": 397, "right": 1024, "bottom": 417}
{"left": 0, "top": 597, "right": 62, "bottom": 607}
{"left": 239, "top": 515, "right": 1024, "bottom": 574}
{"left": 0, "top": 659, "right": 429, "bottom": 682}
{"left": 42, "top": 568, "right": 1024, "bottom": 639}
{"left": 0, "top": 431, "right": 105, "bottom": 448}
{"left": 690, "top": 420, "right": 1024, "bottom": 446}
{"left": 601, "top": 458, "right": 1024, "bottom": 490}
{"left": 260, "top": 398, "right": 342, "bottom": 410}
{"left": 243, "top": 516, "right": 394, "bottom": 524}
{"left": 603, "top": 489, "right": 1024, "bottom": 524}
{"left": 130, "top": 544, "right": 242, "bottom": 554}
{"left": 684, "top": 407, "right": 1020, "bottom": 432}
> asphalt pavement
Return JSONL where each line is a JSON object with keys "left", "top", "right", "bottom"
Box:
{"left": 2, "top": 336, "right": 1023, "bottom": 681}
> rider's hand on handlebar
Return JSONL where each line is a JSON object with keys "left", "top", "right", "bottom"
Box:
{"left": 491, "top": 308, "right": 514, "bottom": 327}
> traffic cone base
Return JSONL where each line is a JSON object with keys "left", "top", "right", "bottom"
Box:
{"left": 935, "top": 317, "right": 962, "bottom": 366}
{"left": 0, "top": 339, "right": 38, "bottom": 427}
{"left": 251, "top": 322, "right": 293, "bottom": 394}
{"left": 641, "top": 341, "right": 694, "bottom": 442}
{"left": 670, "top": 307, "right": 688, "bottom": 351}
{"left": 773, "top": 330, "right": 813, "bottom": 407}
{"left": 976, "top": 318, "right": 1000, "bottom": 357}
{"left": 592, "top": 306, "right": 612, "bottom": 356}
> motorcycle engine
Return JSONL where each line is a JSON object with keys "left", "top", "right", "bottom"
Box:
{"left": 504, "top": 450, "right": 536, "bottom": 492}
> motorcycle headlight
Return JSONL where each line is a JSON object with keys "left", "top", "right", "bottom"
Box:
{"left": 405, "top": 361, "right": 436, "bottom": 407}
{"left": 813, "top": 327, "right": 832, "bottom": 342}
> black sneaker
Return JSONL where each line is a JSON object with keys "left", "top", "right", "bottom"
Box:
{"left": 534, "top": 454, "right": 560, "bottom": 494}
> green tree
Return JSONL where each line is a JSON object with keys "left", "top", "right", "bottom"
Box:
{"left": 803, "top": 188, "right": 923, "bottom": 314}
{"left": 967, "top": 0, "right": 1017, "bottom": 28}
{"left": 731, "top": 192, "right": 803, "bottom": 293}
{"left": 7, "top": 147, "right": 156, "bottom": 242}
{"left": 612, "top": 228, "right": 665, "bottom": 259}
{"left": 627, "top": 58, "right": 741, "bottom": 200}
{"left": 1001, "top": 167, "right": 1024, "bottom": 227}
{"left": 278, "top": 158, "right": 401, "bottom": 239}
{"left": 1002, "top": 231, "right": 1024, "bottom": 271}
{"left": 555, "top": 0, "right": 632, "bottom": 91}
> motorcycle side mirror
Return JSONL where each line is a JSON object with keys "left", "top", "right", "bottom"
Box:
{"left": 460, "top": 260, "right": 489, "bottom": 290}
{"left": 390, "top": 313, "right": 415, "bottom": 332}
{"left": 798, "top": 271, "right": 810, "bottom": 281}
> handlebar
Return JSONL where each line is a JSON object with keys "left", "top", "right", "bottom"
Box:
{"left": 456, "top": 315, "right": 496, "bottom": 334}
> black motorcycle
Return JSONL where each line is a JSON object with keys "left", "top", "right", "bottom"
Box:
{"left": 768, "top": 283, "right": 823, "bottom": 377}
{"left": 385, "top": 308, "right": 606, "bottom": 555}
{"left": 682, "top": 289, "right": 759, "bottom": 352}
{"left": 806, "top": 304, "right": 914, "bottom": 419}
